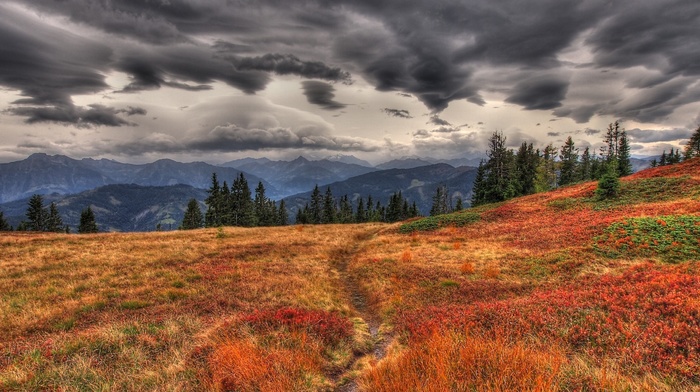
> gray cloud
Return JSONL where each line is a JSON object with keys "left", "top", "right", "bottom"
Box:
{"left": 234, "top": 54, "right": 352, "bottom": 83}
{"left": 626, "top": 128, "right": 693, "bottom": 143}
{"left": 547, "top": 132, "right": 560, "bottom": 137}
{"left": 301, "top": 81, "right": 346, "bottom": 110}
{"left": 506, "top": 77, "right": 569, "bottom": 110}
{"left": 7, "top": 104, "right": 136, "bottom": 128}
{"left": 428, "top": 115, "right": 452, "bottom": 126}
{"left": 382, "top": 108, "right": 413, "bottom": 119}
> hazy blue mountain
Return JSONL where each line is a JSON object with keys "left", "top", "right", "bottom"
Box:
{"left": 0, "top": 154, "right": 278, "bottom": 203}
{"left": 375, "top": 157, "right": 435, "bottom": 170}
{"left": 0, "top": 184, "right": 208, "bottom": 232}
{"left": 224, "top": 156, "right": 377, "bottom": 197}
{"left": 323, "top": 154, "right": 373, "bottom": 167}
{"left": 284, "top": 163, "right": 478, "bottom": 217}
{"left": 0, "top": 154, "right": 111, "bottom": 203}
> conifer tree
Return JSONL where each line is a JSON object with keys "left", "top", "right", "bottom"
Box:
{"left": 322, "top": 187, "right": 336, "bottom": 224}
{"left": 483, "top": 131, "right": 516, "bottom": 203}
{"left": 596, "top": 162, "right": 621, "bottom": 200}
{"left": 410, "top": 201, "right": 419, "bottom": 217}
{"left": 278, "top": 199, "right": 288, "bottom": 226}
{"left": 204, "top": 173, "right": 222, "bottom": 227}
{"left": 78, "top": 206, "right": 98, "bottom": 233}
{"left": 309, "top": 185, "right": 323, "bottom": 224}
{"left": 366, "top": 195, "right": 376, "bottom": 222}
{"left": 181, "top": 198, "right": 204, "bottom": 230}
{"left": 26, "top": 194, "right": 46, "bottom": 231}
{"left": 685, "top": 126, "right": 700, "bottom": 159}
{"left": 471, "top": 160, "right": 487, "bottom": 207}
{"left": 514, "top": 142, "right": 539, "bottom": 196}
{"left": 617, "top": 130, "right": 632, "bottom": 176}
{"left": 535, "top": 144, "right": 557, "bottom": 192}
{"left": 0, "top": 210, "right": 11, "bottom": 231}
{"left": 659, "top": 150, "right": 667, "bottom": 166}
{"left": 430, "top": 185, "right": 450, "bottom": 216}
{"left": 355, "top": 196, "right": 366, "bottom": 223}
{"left": 578, "top": 146, "right": 592, "bottom": 181}
{"left": 45, "top": 202, "right": 64, "bottom": 232}
{"left": 454, "top": 197, "right": 463, "bottom": 211}
{"left": 254, "top": 182, "right": 274, "bottom": 226}
{"left": 338, "top": 195, "right": 354, "bottom": 223}
{"left": 558, "top": 136, "right": 579, "bottom": 186}
{"left": 232, "top": 173, "right": 257, "bottom": 227}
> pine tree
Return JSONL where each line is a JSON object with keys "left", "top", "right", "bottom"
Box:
{"left": 430, "top": 185, "right": 450, "bottom": 216}
{"left": 617, "top": 130, "right": 632, "bottom": 176}
{"left": 181, "top": 198, "right": 204, "bottom": 230}
{"left": 410, "top": 201, "right": 419, "bottom": 217}
{"left": 78, "top": 206, "right": 99, "bottom": 233}
{"left": 0, "top": 210, "right": 11, "bottom": 231}
{"left": 471, "top": 160, "right": 487, "bottom": 207}
{"left": 231, "top": 173, "right": 256, "bottom": 227}
{"left": 278, "top": 199, "right": 288, "bottom": 226}
{"left": 685, "top": 126, "right": 700, "bottom": 159}
{"left": 254, "top": 182, "right": 274, "bottom": 226}
{"left": 603, "top": 121, "right": 621, "bottom": 162}
{"left": 309, "top": 185, "right": 322, "bottom": 224}
{"left": 535, "top": 144, "right": 557, "bottom": 192}
{"left": 355, "top": 196, "right": 366, "bottom": 223}
{"left": 558, "top": 136, "right": 579, "bottom": 186}
{"left": 578, "top": 146, "right": 592, "bottom": 181}
{"left": 204, "top": 173, "right": 222, "bottom": 227}
{"left": 650, "top": 158, "right": 658, "bottom": 168}
{"left": 483, "top": 131, "right": 516, "bottom": 203}
{"left": 322, "top": 187, "right": 336, "bottom": 224}
{"left": 45, "top": 202, "right": 64, "bottom": 232}
{"left": 26, "top": 194, "right": 46, "bottom": 232}
{"left": 514, "top": 142, "right": 539, "bottom": 196}
{"left": 454, "top": 197, "right": 463, "bottom": 211}
{"left": 338, "top": 195, "right": 354, "bottom": 223}
{"left": 596, "top": 163, "right": 621, "bottom": 200}
{"left": 659, "top": 150, "right": 667, "bottom": 166}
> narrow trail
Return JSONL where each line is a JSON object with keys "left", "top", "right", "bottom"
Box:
{"left": 328, "top": 227, "right": 391, "bottom": 392}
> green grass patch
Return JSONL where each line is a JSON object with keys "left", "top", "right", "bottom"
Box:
{"left": 399, "top": 212, "right": 480, "bottom": 233}
{"left": 594, "top": 215, "right": 700, "bottom": 262}
{"left": 119, "top": 300, "right": 150, "bottom": 310}
{"left": 591, "top": 176, "right": 696, "bottom": 210}
{"left": 439, "top": 280, "right": 459, "bottom": 288}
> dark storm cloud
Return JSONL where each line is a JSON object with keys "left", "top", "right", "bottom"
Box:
{"left": 8, "top": 104, "right": 136, "bottom": 128}
{"left": 428, "top": 115, "right": 452, "bottom": 126}
{"left": 382, "top": 109, "right": 413, "bottom": 119}
{"left": 119, "top": 106, "right": 148, "bottom": 116}
{"left": 506, "top": 77, "right": 569, "bottom": 110}
{"left": 626, "top": 128, "right": 693, "bottom": 143}
{"left": 301, "top": 81, "right": 346, "bottom": 110}
{"left": 234, "top": 54, "right": 352, "bottom": 83}
{"left": 5, "top": 0, "right": 700, "bottom": 130}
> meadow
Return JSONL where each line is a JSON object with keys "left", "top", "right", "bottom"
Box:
{"left": 1, "top": 158, "right": 699, "bottom": 391}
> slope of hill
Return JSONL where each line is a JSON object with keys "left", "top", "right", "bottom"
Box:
{"left": 224, "top": 156, "right": 377, "bottom": 197}
{"left": 0, "top": 154, "right": 277, "bottom": 203}
{"left": 1, "top": 159, "right": 698, "bottom": 391}
{"left": 0, "top": 184, "right": 207, "bottom": 232}
{"left": 284, "top": 163, "right": 478, "bottom": 215}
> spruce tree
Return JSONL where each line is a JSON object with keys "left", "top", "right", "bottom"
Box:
{"left": 0, "top": 210, "right": 11, "bottom": 231}
{"left": 454, "top": 197, "right": 463, "bottom": 211}
{"left": 430, "top": 185, "right": 450, "bottom": 216}
{"left": 338, "top": 195, "right": 354, "bottom": 223}
{"left": 578, "top": 146, "right": 592, "bottom": 181}
{"left": 278, "top": 199, "right": 288, "bottom": 226}
{"left": 254, "top": 182, "right": 274, "bottom": 226}
{"left": 181, "top": 198, "right": 204, "bottom": 230}
{"left": 558, "top": 136, "right": 579, "bottom": 186}
{"left": 617, "top": 131, "right": 632, "bottom": 176}
{"left": 471, "top": 160, "right": 487, "bottom": 207}
{"left": 45, "top": 202, "right": 64, "bottom": 232}
{"left": 355, "top": 196, "right": 365, "bottom": 223}
{"left": 596, "top": 162, "right": 621, "bottom": 200}
{"left": 309, "top": 185, "right": 323, "bottom": 224}
{"left": 78, "top": 206, "right": 99, "bottom": 233}
{"left": 322, "top": 187, "right": 336, "bottom": 224}
{"left": 26, "top": 194, "right": 46, "bottom": 232}
{"left": 483, "top": 131, "right": 516, "bottom": 203}
{"left": 204, "top": 173, "right": 222, "bottom": 227}
{"left": 534, "top": 144, "right": 557, "bottom": 192}
{"left": 685, "top": 126, "right": 700, "bottom": 159}
{"left": 514, "top": 142, "right": 538, "bottom": 196}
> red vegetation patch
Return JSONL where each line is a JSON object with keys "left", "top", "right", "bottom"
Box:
{"left": 628, "top": 157, "right": 700, "bottom": 180}
{"left": 241, "top": 307, "right": 353, "bottom": 346}
{"left": 396, "top": 263, "right": 700, "bottom": 380}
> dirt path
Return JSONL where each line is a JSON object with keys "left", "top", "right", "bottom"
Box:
{"left": 328, "top": 228, "right": 391, "bottom": 392}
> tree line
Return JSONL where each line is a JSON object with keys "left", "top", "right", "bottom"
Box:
{"left": 471, "top": 121, "right": 633, "bottom": 206}
{"left": 0, "top": 194, "right": 98, "bottom": 233}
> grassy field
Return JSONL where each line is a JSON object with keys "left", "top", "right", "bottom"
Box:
{"left": 2, "top": 158, "right": 699, "bottom": 391}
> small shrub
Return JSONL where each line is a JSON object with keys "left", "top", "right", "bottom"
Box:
{"left": 119, "top": 300, "right": 149, "bottom": 310}
{"left": 240, "top": 307, "right": 353, "bottom": 346}
{"left": 484, "top": 265, "right": 500, "bottom": 279}
{"left": 400, "top": 249, "right": 413, "bottom": 262}
{"left": 440, "top": 280, "right": 459, "bottom": 288}
{"left": 595, "top": 166, "right": 620, "bottom": 200}
{"left": 460, "top": 262, "right": 475, "bottom": 275}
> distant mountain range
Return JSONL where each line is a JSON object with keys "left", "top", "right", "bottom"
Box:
{"left": 0, "top": 184, "right": 207, "bottom": 232}
{"left": 0, "top": 153, "right": 277, "bottom": 203}
{"left": 284, "top": 163, "right": 479, "bottom": 216}
{"left": 222, "top": 156, "right": 377, "bottom": 196}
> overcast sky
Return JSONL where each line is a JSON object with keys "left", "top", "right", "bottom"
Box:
{"left": 0, "top": 0, "right": 698, "bottom": 164}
